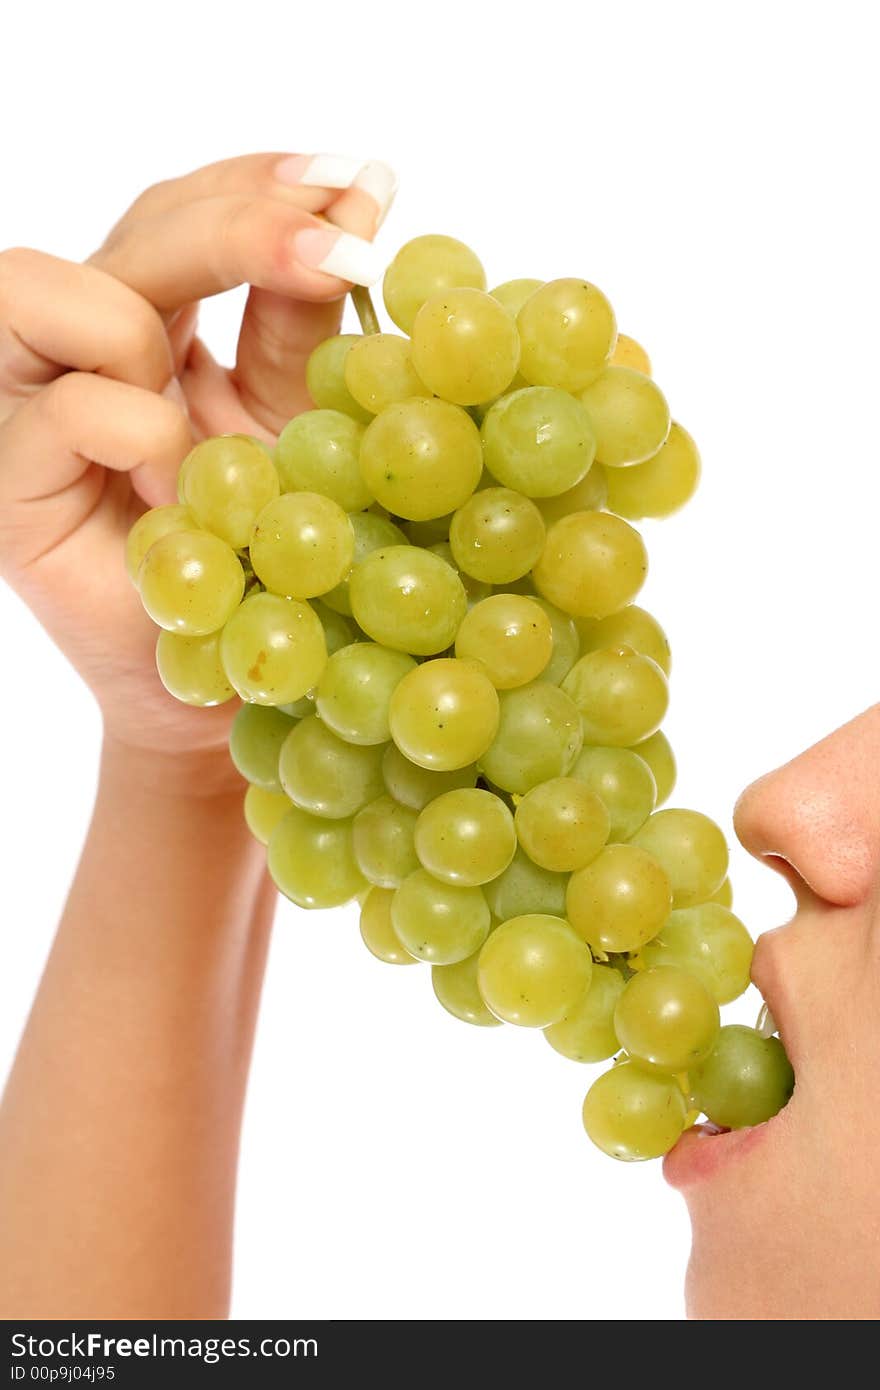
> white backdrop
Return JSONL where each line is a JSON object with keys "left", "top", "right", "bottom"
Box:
{"left": 1, "top": 1, "right": 877, "bottom": 1321}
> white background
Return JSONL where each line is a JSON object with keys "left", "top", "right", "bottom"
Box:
{"left": 1, "top": 1, "right": 877, "bottom": 1321}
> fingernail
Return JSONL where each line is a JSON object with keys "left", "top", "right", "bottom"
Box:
{"left": 352, "top": 160, "right": 398, "bottom": 228}
{"left": 293, "top": 227, "right": 385, "bottom": 286}
{"left": 276, "top": 152, "right": 364, "bottom": 189}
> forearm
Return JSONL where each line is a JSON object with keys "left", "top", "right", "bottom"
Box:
{"left": 0, "top": 737, "right": 275, "bottom": 1319}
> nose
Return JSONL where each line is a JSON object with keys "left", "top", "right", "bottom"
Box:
{"left": 733, "top": 705, "right": 880, "bottom": 907}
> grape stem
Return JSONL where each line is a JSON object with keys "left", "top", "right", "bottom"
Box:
{"left": 352, "top": 285, "right": 380, "bottom": 335}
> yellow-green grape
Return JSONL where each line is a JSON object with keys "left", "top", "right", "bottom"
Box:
{"left": 432, "top": 949, "right": 502, "bottom": 1027}
{"left": 481, "top": 387, "right": 596, "bottom": 497}
{"left": 515, "top": 777, "right": 609, "bottom": 872}
{"left": 313, "top": 599, "right": 357, "bottom": 656}
{"left": 708, "top": 877, "right": 733, "bottom": 909}
{"left": 544, "top": 964, "right": 625, "bottom": 1063}
{"left": 229, "top": 703, "right": 297, "bottom": 789}
{"left": 631, "top": 809, "right": 729, "bottom": 908}
{"left": 275, "top": 409, "right": 372, "bottom": 511}
{"left": 529, "top": 598, "right": 580, "bottom": 686}
{"left": 352, "top": 795, "right": 420, "bottom": 889}
{"left": 489, "top": 278, "right": 543, "bottom": 316}
{"left": 454, "top": 594, "right": 552, "bottom": 689}
{"left": 611, "top": 333, "right": 652, "bottom": 376}
{"left": 479, "top": 681, "right": 582, "bottom": 794}
{"left": 603, "top": 422, "right": 701, "bottom": 520}
{"left": 478, "top": 914, "right": 592, "bottom": 1028}
{"left": 403, "top": 513, "right": 455, "bottom": 548}
{"left": 314, "top": 642, "right": 415, "bottom": 746}
{"left": 563, "top": 648, "right": 669, "bottom": 746}
{"left": 410, "top": 287, "right": 520, "bottom": 406}
{"left": 414, "top": 788, "right": 516, "bottom": 887}
{"left": 359, "top": 398, "right": 483, "bottom": 521}
{"left": 349, "top": 546, "right": 467, "bottom": 655}
{"left": 567, "top": 843, "right": 672, "bottom": 953}
{"left": 381, "top": 744, "right": 478, "bottom": 811}
{"left": 359, "top": 887, "right": 419, "bottom": 964}
{"left": 517, "top": 279, "right": 616, "bottom": 392}
{"left": 582, "top": 1060, "right": 687, "bottom": 1161}
{"left": 278, "top": 715, "right": 385, "bottom": 820}
{"left": 343, "top": 333, "right": 426, "bottom": 414}
{"left": 427, "top": 542, "right": 493, "bottom": 606}
{"left": 126, "top": 504, "right": 198, "bottom": 583}
{"left": 569, "top": 745, "right": 657, "bottom": 841}
{"left": 180, "top": 434, "right": 280, "bottom": 548}
{"left": 576, "top": 605, "right": 671, "bottom": 677}
{"left": 155, "top": 631, "right": 235, "bottom": 707}
{"left": 391, "top": 868, "right": 490, "bottom": 964}
{"left": 383, "top": 234, "right": 486, "bottom": 335}
{"left": 634, "top": 731, "right": 677, "bottom": 806}
{"left": 580, "top": 367, "right": 670, "bottom": 469}
{"left": 533, "top": 512, "right": 647, "bottom": 619}
{"left": 535, "top": 466, "right": 607, "bottom": 526}
{"left": 484, "top": 847, "right": 568, "bottom": 920}
{"left": 689, "top": 1026, "right": 794, "bottom": 1130}
{"left": 322, "top": 511, "right": 408, "bottom": 617}
{"left": 220, "top": 592, "right": 326, "bottom": 705}
{"left": 249, "top": 492, "right": 354, "bottom": 599}
{"left": 449, "top": 487, "right": 546, "bottom": 584}
{"left": 244, "top": 785, "right": 293, "bottom": 845}
{"left": 268, "top": 805, "right": 366, "bottom": 908}
{"left": 306, "top": 334, "right": 372, "bottom": 424}
{"left": 637, "top": 903, "right": 753, "bottom": 1005}
{"left": 614, "top": 965, "right": 719, "bottom": 1073}
{"left": 139, "top": 531, "right": 245, "bottom": 636}
{"left": 389, "top": 658, "right": 500, "bottom": 771}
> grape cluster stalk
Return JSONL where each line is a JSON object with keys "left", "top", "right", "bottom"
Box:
{"left": 127, "top": 235, "right": 795, "bottom": 1161}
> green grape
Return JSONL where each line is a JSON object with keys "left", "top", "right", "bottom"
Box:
{"left": 567, "top": 843, "right": 672, "bottom": 953}
{"left": 278, "top": 715, "right": 385, "bottom": 819}
{"left": 353, "top": 795, "right": 420, "bottom": 888}
{"left": 411, "top": 287, "right": 520, "bottom": 406}
{"left": 139, "top": 530, "right": 245, "bottom": 636}
{"left": 349, "top": 546, "right": 467, "bottom": 655}
{"left": 359, "top": 398, "right": 483, "bottom": 521}
{"left": 454, "top": 594, "right": 553, "bottom": 688}
{"left": 614, "top": 965, "right": 719, "bottom": 1073}
{"left": 220, "top": 592, "right": 326, "bottom": 705}
{"left": 155, "top": 631, "right": 235, "bottom": 706}
{"left": 611, "top": 333, "right": 652, "bottom": 375}
{"left": 631, "top": 809, "right": 729, "bottom": 908}
{"left": 275, "top": 409, "right": 372, "bottom": 512}
{"left": 689, "top": 1026, "right": 795, "bottom": 1129}
{"left": 480, "top": 387, "right": 596, "bottom": 497}
{"left": 249, "top": 492, "right": 354, "bottom": 599}
{"left": 229, "top": 703, "right": 297, "bottom": 789}
{"left": 432, "top": 949, "right": 502, "bottom": 1027}
{"left": 478, "top": 914, "right": 592, "bottom": 1028}
{"left": 579, "top": 367, "right": 670, "bottom": 468}
{"left": 544, "top": 964, "right": 625, "bottom": 1063}
{"left": 532, "top": 511, "right": 647, "bottom": 619}
{"left": 489, "top": 278, "right": 543, "bottom": 316}
{"left": 389, "top": 658, "right": 500, "bottom": 771}
{"left": 568, "top": 745, "right": 657, "bottom": 841}
{"left": 562, "top": 648, "right": 669, "bottom": 746}
{"left": 180, "top": 434, "right": 280, "bottom": 548}
{"left": 381, "top": 744, "right": 478, "bottom": 811}
{"left": 576, "top": 605, "right": 671, "bottom": 676}
{"left": 402, "top": 514, "right": 455, "bottom": 548}
{"left": 313, "top": 599, "right": 357, "bottom": 656}
{"left": 383, "top": 234, "right": 486, "bottom": 335}
{"left": 528, "top": 598, "right": 580, "bottom": 686}
{"left": 414, "top": 787, "right": 516, "bottom": 887}
{"left": 479, "top": 681, "right": 582, "bottom": 794}
{"left": 321, "top": 511, "right": 409, "bottom": 617}
{"left": 449, "top": 487, "right": 546, "bottom": 584}
{"left": 343, "top": 332, "right": 426, "bottom": 413}
{"left": 243, "top": 785, "right": 293, "bottom": 845}
{"left": 314, "top": 642, "right": 416, "bottom": 746}
{"left": 603, "top": 422, "right": 701, "bottom": 519}
{"left": 427, "top": 542, "right": 493, "bottom": 606}
{"left": 268, "top": 805, "right": 366, "bottom": 908}
{"left": 359, "top": 887, "right": 419, "bottom": 965}
{"left": 517, "top": 279, "right": 616, "bottom": 392}
{"left": 483, "top": 847, "right": 568, "bottom": 920}
{"left": 515, "top": 777, "right": 609, "bottom": 872}
{"left": 391, "top": 868, "right": 490, "bottom": 964}
{"left": 126, "top": 504, "right": 198, "bottom": 582}
{"left": 582, "top": 1060, "right": 687, "bottom": 1161}
{"left": 535, "top": 466, "right": 608, "bottom": 525}
{"left": 708, "top": 877, "right": 733, "bottom": 909}
{"left": 634, "top": 731, "right": 676, "bottom": 806}
{"left": 637, "top": 903, "right": 753, "bottom": 1005}
{"left": 305, "top": 333, "right": 372, "bottom": 424}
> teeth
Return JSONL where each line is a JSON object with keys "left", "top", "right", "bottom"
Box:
{"left": 755, "top": 1002, "right": 778, "bottom": 1038}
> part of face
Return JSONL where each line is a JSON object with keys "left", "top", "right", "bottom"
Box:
{"left": 674, "top": 704, "right": 880, "bottom": 1320}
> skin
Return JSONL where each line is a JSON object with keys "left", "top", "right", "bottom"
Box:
{"left": 0, "top": 154, "right": 389, "bottom": 1318}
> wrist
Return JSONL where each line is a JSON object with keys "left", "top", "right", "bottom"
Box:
{"left": 100, "top": 732, "right": 249, "bottom": 804}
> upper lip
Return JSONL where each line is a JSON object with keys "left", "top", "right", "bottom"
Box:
{"left": 747, "top": 923, "right": 800, "bottom": 1069}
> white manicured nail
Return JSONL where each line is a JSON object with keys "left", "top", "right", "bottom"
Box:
{"left": 353, "top": 160, "right": 398, "bottom": 227}
{"left": 294, "top": 227, "right": 385, "bottom": 286}
{"left": 276, "top": 153, "right": 365, "bottom": 189}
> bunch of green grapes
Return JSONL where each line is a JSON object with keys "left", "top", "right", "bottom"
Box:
{"left": 127, "top": 233, "right": 794, "bottom": 1163}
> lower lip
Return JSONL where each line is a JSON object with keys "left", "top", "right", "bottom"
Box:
{"left": 663, "top": 1121, "right": 771, "bottom": 1189}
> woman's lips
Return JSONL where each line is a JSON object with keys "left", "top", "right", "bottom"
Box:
{"left": 663, "top": 1116, "right": 773, "bottom": 1189}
